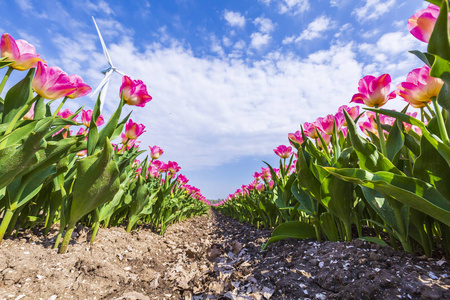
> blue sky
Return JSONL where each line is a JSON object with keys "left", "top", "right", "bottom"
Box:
{"left": 1, "top": 0, "right": 428, "bottom": 200}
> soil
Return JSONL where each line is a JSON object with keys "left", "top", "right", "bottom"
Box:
{"left": 0, "top": 209, "right": 449, "bottom": 300}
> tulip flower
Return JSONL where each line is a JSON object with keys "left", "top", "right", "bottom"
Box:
{"left": 396, "top": 65, "right": 444, "bottom": 108}
{"left": 351, "top": 74, "right": 396, "bottom": 108}
{"left": 261, "top": 167, "right": 271, "bottom": 180}
{"left": 22, "top": 103, "right": 35, "bottom": 120}
{"left": 273, "top": 145, "right": 293, "bottom": 158}
{"left": 288, "top": 130, "right": 303, "bottom": 147}
{"left": 407, "top": 4, "right": 449, "bottom": 43}
{"left": 149, "top": 145, "right": 164, "bottom": 160}
{"left": 339, "top": 105, "right": 360, "bottom": 126}
{"left": 177, "top": 174, "right": 189, "bottom": 185}
{"left": 0, "top": 33, "right": 43, "bottom": 71}
{"left": 148, "top": 160, "right": 163, "bottom": 178}
{"left": 120, "top": 75, "right": 152, "bottom": 107}
{"left": 359, "top": 119, "right": 378, "bottom": 137}
{"left": 317, "top": 132, "right": 331, "bottom": 149}
{"left": 303, "top": 122, "right": 319, "bottom": 139}
{"left": 81, "top": 109, "right": 105, "bottom": 128}
{"left": 57, "top": 109, "right": 78, "bottom": 121}
{"left": 256, "top": 183, "right": 265, "bottom": 192}
{"left": 316, "top": 113, "right": 344, "bottom": 136}
{"left": 32, "top": 62, "right": 77, "bottom": 100}
{"left": 66, "top": 74, "right": 92, "bottom": 99}
{"left": 167, "top": 161, "right": 181, "bottom": 175}
{"left": 124, "top": 119, "right": 146, "bottom": 140}
{"left": 120, "top": 133, "right": 138, "bottom": 150}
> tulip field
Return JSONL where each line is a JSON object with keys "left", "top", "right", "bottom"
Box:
{"left": 0, "top": 33, "right": 210, "bottom": 254}
{"left": 0, "top": 0, "right": 449, "bottom": 263}
{"left": 215, "top": 0, "right": 450, "bottom": 259}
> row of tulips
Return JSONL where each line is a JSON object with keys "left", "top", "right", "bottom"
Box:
{"left": 216, "top": 0, "right": 450, "bottom": 257}
{"left": 0, "top": 33, "right": 209, "bottom": 253}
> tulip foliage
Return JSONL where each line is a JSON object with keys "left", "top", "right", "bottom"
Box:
{"left": 216, "top": 0, "right": 450, "bottom": 257}
{"left": 0, "top": 33, "right": 209, "bottom": 254}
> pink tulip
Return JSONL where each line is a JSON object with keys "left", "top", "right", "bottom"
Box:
{"left": 167, "top": 161, "right": 181, "bottom": 174}
{"left": 351, "top": 74, "right": 396, "bottom": 108}
{"left": 274, "top": 145, "right": 293, "bottom": 158}
{"left": 261, "top": 167, "right": 271, "bottom": 180}
{"left": 76, "top": 149, "right": 87, "bottom": 157}
{"left": 339, "top": 105, "right": 360, "bottom": 126}
{"left": 256, "top": 183, "right": 265, "bottom": 192}
{"left": 303, "top": 122, "right": 319, "bottom": 139}
{"left": 22, "top": 103, "right": 35, "bottom": 120}
{"left": 253, "top": 172, "right": 262, "bottom": 180}
{"left": 317, "top": 132, "right": 331, "bottom": 149}
{"left": 120, "top": 75, "right": 152, "bottom": 107}
{"left": 57, "top": 109, "right": 78, "bottom": 122}
{"left": 396, "top": 65, "right": 444, "bottom": 108}
{"left": 177, "top": 174, "right": 189, "bottom": 185}
{"left": 316, "top": 113, "right": 344, "bottom": 135}
{"left": 148, "top": 160, "right": 163, "bottom": 178}
{"left": 124, "top": 119, "right": 146, "bottom": 140}
{"left": 359, "top": 119, "right": 378, "bottom": 137}
{"left": 120, "top": 132, "right": 139, "bottom": 149}
{"left": 149, "top": 145, "right": 164, "bottom": 159}
{"left": 81, "top": 109, "right": 104, "bottom": 127}
{"left": 0, "top": 33, "right": 43, "bottom": 71}
{"left": 408, "top": 4, "right": 449, "bottom": 43}
{"left": 288, "top": 130, "right": 304, "bottom": 147}
{"left": 32, "top": 62, "right": 76, "bottom": 100}
{"left": 66, "top": 74, "right": 92, "bottom": 99}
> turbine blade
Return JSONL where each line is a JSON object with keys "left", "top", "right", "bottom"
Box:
{"left": 90, "top": 69, "right": 114, "bottom": 99}
{"left": 99, "top": 79, "right": 110, "bottom": 112}
{"left": 92, "top": 16, "right": 114, "bottom": 67}
{"left": 114, "top": 69, "right": 126, "bottom": 77}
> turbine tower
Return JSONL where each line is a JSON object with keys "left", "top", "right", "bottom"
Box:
{"left": 91, "top": 16, "right": 127, "bottom": 111}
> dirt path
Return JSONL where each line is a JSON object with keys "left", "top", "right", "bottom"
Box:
{"left": 0, "top": 210, "right": 449, "bottom": 299}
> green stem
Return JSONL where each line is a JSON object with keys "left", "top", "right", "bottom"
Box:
{"left": 5, "top": 208, "right": 21, "bottom": 237}
{"left": 0, "top": 67, "right": 13, "bottom": 96}
{"left": 425, "top": 102, "right": 436, "bottom": 118}
{"left": 344, "top": 222, "right": 353, "bottom": 242}
{"left": 432, "top": 97, "right": 450, "bottom": 146}
{"left": 375, "top": 111, "right": 387, "bottom": 156}
{"left": 90, "top": 222, "right": 100, "bottom": 245}
{"left": 0, "top": 209, "right": 14, "bottom": 242}
{"left": 53, "top": 231, "right": 63, "bottom": 249}
{"left": 59, "top": 223, "right": 75, "bottom": 254}
{"left": 52, "top": 97, "right": 68, "bottom": 117}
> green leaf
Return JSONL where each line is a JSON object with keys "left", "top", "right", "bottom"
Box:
{"left": 413, "top": 133, "right": 450, "bottom": 199}
{"left": 68, "top": 138, "right": 120, "bottom": 226}
{"left": 261, "top": 221, "right": 316, "bottom": 250}
{"left": 324, "top": 167, "right": 450, "bottom": 226}
{"left": 2, "top": 69, "right": 35, "bottom": 123}
{"left": 291, "top": 181, "right": 316, "bottom": 216}
{"left": 343, "top": 109, "right": 403, "bottom": 174}
{"left": 409, "top": 50, "right": 435, "bottom": 67}
{"left": 320, "top": 212, "right": 339, "bottom": 242}
{"left": 0, "top": 118, "right": 53, "bottom": 189}
{"left": 385, "top": 119, "right": 405, "bottom": 162}
{"left": 359, "top": 236, "right": 388, "bottom": 247}
{"left": 97, "top": 97, "right": 124, "bottom": 153}
{"left": 367, "top": 108, "right": 450, "bottom": 167}
{"left": 428, "top": 0, "right": 450, "bottom": 61}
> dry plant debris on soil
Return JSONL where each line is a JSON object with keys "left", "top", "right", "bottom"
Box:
{"left": 0, "top": 209, "right": 449, "bottom": 300}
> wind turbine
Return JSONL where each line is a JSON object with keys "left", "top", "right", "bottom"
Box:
{"left": 91, "top": 16, "right": 127, "bottom": 111}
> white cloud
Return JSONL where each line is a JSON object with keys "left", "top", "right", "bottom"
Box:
{"left": 63, "top": 40, "right": 362, "bottom": 172}
{"left": 284, "top": 15, "right": 334, "bottom": 44}
{"left": 253, "top": 17, "right": 275, "bottom": 33}
{"left": 250, "top": 32, "right": 271, "bottom": 49}
{"left": 83, "top": 0, "right": 115, "bottom": 15}
{"left": 223, "top": 10, "right": 246, "bottom": 28}
{"left": 353, "top": 0, "right": 396, "bottom": 22}
{"left": 14, "top": 0, "right": 33, "bottom": 11}
{"left": 277, "top": 0, "right": 310, "bottom": 15}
